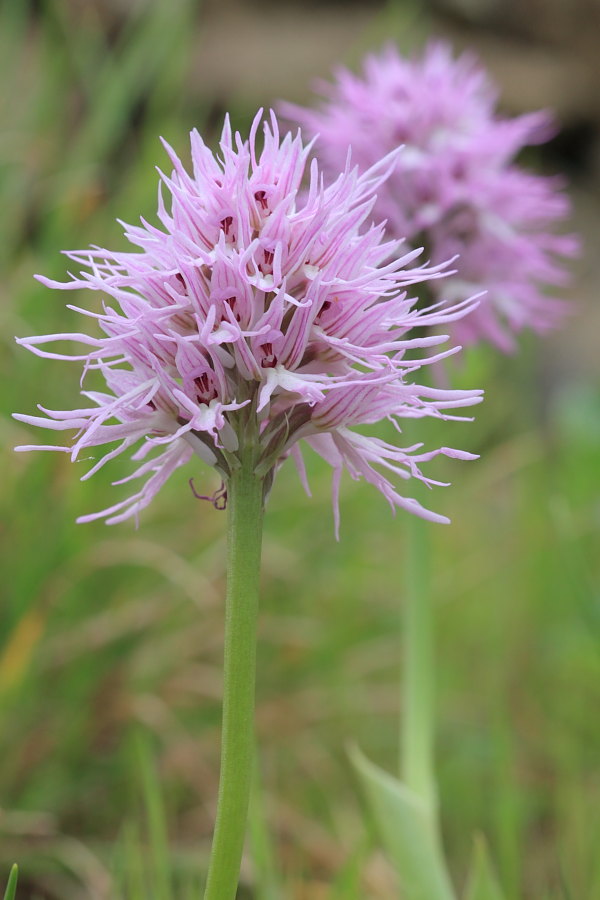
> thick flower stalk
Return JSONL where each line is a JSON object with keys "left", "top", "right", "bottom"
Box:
{"left": 15, "top": 110, "right": 481, "bottom": 531}
{"left": 283, "top": 42, "right": 578, "bottom": 352}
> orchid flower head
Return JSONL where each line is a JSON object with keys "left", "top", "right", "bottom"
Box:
{"left": 282, "top": 42, "right": 578, "bottom": 352}
{"left": 15, "top": 110, "right": 482, "bottom": 533}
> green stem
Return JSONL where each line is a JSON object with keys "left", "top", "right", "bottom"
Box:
{"left": 203, "top": 457, "right": 265, "bottom": 900}
{"left": 401, "top": 515, "right": 436, "bottom": 812}
{"left": 400, "top": 517, "right": 456, "bottom": 899}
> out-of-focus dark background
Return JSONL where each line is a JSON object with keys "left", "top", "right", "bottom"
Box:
{"left": 1, "top": 1, "right": 599, "bottom": 897}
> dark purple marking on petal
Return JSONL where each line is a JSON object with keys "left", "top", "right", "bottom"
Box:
{"left": 220, "top": 215, "right": 234, "bottom": 236}
{"left": 255, "top": 190, "right": 268, "bottom": 211}
{"left": 259, "top": 342, "right": 278, "bottom": 368}
{"left": 194, "top": 373, "right": 218, "bottom": 404}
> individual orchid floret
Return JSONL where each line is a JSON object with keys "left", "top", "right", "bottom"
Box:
{"left": 282, "top": 42, "right": 578, "bottom": 352}
{"left": 14, "top": 111, "right": 482, "bottom": 531}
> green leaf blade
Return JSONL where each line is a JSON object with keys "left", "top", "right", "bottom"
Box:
{"left": 465, "top": 837, "right": 506, "bottom": 900}
{"left": 350, "top": 746, "right": 456, "bottom": 900}
{"left": 3, "top": 864, "right": 18, "bottom": 900}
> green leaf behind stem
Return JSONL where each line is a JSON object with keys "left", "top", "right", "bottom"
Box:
{"left": 464, "top": 837, "right": 506, "bottom": 900}
{"left": 350, "top": 746, "right": 455, "bottom": 900}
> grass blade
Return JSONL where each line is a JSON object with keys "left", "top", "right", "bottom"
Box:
{"left": 136, "top": 736, "right": 173, "bottom": 900}
{"left": 350, "top": 744, "right": 455, "bottom": 900}
{"left": 464, "top": 837, "right": 505, "bottom": 900}
{"left": 3, "top": 865, "right": 18, "bottom": 900}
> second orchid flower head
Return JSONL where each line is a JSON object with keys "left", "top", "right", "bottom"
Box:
{"left": 284, "top": 41, "right": 578, "bottom": 352}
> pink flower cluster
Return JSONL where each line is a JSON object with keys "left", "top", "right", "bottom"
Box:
{"left": 15, "top": 112, "right": 481, "bottom": 531}
{"left": 283, "top": 42, "right": 578, "bottom": 351}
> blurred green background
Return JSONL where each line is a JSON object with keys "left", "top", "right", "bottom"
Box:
{"left": 1, "top": 1, "right": 599, "bottom": 897}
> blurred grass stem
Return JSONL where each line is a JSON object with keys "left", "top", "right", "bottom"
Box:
{"left": 203, "top": 456, "right": 264, "bottom": 900}
{"left": 401, "top": 516, "right": 436, "bottom": 812}
{"left": 400, "top": 517, "right": 456, "bottom": 897}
